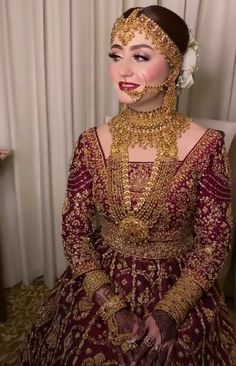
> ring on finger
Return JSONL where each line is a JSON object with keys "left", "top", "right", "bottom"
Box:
{"left": 144, "top": 335, "right": 155, "bottom": 348}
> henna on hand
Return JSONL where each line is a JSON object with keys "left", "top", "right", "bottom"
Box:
{"left": 115, "top": 308, "right": 138, "bottom": 334}
{"left": 152, "top": 309, "right": 177, "bottom": 343}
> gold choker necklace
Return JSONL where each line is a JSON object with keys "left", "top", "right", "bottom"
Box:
{"left": 109, "top": 106, "right": 190, "bottom": 156}
{"left": 107, "top": 107, "right": 190, "bottom": 244}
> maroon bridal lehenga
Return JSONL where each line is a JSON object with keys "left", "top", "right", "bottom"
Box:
{"left": 20, "top": 127, "right": 236, "bottom": 365}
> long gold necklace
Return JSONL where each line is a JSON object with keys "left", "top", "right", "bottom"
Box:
{"left": 107, "top": 104, "right": 190, "bottom": 245}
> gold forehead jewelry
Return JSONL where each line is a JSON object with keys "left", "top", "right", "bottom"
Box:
{"left": 111, "top": 8, "right": 183, "bottom": 69}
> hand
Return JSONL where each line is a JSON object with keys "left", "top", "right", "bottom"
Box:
{"left": 131, "top": 309, "right": 177, "bottom": 366}
{"left": 109, "top": 308, "right": 147, "bottom": 365}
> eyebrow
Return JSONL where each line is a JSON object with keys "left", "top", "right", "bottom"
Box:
{"left": 111, "top": 43, "right": 154, "bottom": 51}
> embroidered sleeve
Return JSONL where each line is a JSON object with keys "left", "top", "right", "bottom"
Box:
{"left": 62, "top": 132, "right": 101, "bottom": 277}
{"left": 156, "top": 133, "right": 233, "bottom": 325}
{"left": 185, "top": 133, "right": 232, "bottom": 288}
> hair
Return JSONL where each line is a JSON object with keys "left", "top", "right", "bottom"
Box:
{"left": 123, "top": 6, "right": 189, "bottom": 55}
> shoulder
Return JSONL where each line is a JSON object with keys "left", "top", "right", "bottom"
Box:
{"left": 190, "top": 120, "right": 224, "bottom": 138}
{"left": 73, "top": 127, "right": 98, "bottom": 153}
{"left": 95, "top": 123, "right": 111, "bottom": 141}
{"left": 177, "top": 116, "right": 226, "bottom": 164}
{"left": 79, "top": 127, "right": 96, "bottom": 143}
{"left": 190, "top": 122, "right": 228, "bottom": 175}
{"left": 77, "top": 124, "right": 110, "bottom": 144}
{"left": 188, "top": 120, "right": 225, "bottom": 152}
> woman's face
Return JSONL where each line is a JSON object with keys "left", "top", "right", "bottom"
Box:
{"left": 109, "top": 31, "right": 171, "bottom": 110}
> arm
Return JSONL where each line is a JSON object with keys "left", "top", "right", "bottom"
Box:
{"left": 131, "top": 134, "right": 232, "bottom": 366}
{"left": 62, "top": 132, "right": 101, "bottom": 276}
{"left": 63, "top": 133, "right": 145, "bottom": 357}
{"left": 155, "top": 133, "right": 233, "bottom": 326}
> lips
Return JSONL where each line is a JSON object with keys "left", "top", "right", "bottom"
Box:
{"left": 119, "top": 81, "right": 140, "bottom": 91}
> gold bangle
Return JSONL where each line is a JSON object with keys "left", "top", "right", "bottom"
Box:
{"left": 98, "top": 295, "right": 127, "bottom": 322}
{"left": 83, "top": 270, "right": 112, "bottom": 301}
{"left": 107, "top": 316, "right": 131, "bottom": 346}
{"left": 155, "top": 275, "right": 203, "bottom": 326}
{"left": 106, "top": 308, "right": 136, "bottom": 354}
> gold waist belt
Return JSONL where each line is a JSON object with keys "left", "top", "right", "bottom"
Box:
{"left": 101, "top": 219, "right": 194, "bottom": 259}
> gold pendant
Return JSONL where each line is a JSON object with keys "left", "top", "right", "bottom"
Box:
{"left": 118, "top": 215, "right": 149, "bottom": 244}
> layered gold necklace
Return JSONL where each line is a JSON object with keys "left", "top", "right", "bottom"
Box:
{"left": 107, "top": 106, "right": 190, "bottom": 244}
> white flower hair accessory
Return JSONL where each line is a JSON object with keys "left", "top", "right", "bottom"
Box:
{"left": 177, "top": 31, "right": 199, "bottom": 89}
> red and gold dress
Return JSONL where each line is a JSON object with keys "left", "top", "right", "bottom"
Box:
{"left": 20, "top": 127, "right": 236, "bottom": 365}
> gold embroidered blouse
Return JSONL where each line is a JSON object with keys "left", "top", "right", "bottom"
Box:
{"left": 62, "top": 127, "right": 232, "bottom": 324}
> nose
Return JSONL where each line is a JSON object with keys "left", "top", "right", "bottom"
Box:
{"left": 118, "top": 60, "right": 134, "bottom": 78}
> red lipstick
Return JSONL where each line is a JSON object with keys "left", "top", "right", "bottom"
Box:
{"left": 119, "top": 81, "right": 140, "bottom": 91}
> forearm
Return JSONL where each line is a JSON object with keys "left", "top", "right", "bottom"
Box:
{"left": 155, "top": 274, "right": 203, "bottom": 326}
{"left": 158, "top": 135, "right": 233, "bottom": 327}
{"left": 83, "top": 269, "right": 128, "bottom": 324}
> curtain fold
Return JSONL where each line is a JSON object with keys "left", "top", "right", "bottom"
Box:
{"left": 0, "top": 0, "right": 235, "bottom": 288}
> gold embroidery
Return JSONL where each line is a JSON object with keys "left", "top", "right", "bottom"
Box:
{"left": 101, "top": 218, "right": 194, "bottom": 259}
{"left": 80, "top": 128, "right": 232, "bottom": 330}
{"left": 62, "top": 133, "right": 101, "bottom": 276}
{"left": 82, "top": 352, "right": 116, "bottom": 366}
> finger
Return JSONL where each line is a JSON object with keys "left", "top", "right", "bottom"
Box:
{"left": 144, "top": 348, "right": 159, "bottom": 366}
{"left": 126, "top": 350, "right": 134, "bottom": 364}
{"left": 130, "top": 343, "right": 149, "bottom": 365}
{"left": 139, "top": 360, "right": 146, "bottom": 366}
{"left": 132, "top": 317, "right": 147, "bottom": 340}
{"left": 159, "top": 344, "right": 168, "bottom": 365}
{"left": 113, "top": 346, "right": 126, "bottom": 366}
{"left": 164, "top": 342, "right": 175, "bottom": 366}
{"left": 117, "top": 352, "right": 126, "bottom": 366}
{"left": 131, "top": 336, "right": 155, "bottom": 365}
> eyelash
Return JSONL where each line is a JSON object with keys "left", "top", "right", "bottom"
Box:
{"left": 108, "top": 53, "right": 150, "bottom": 62}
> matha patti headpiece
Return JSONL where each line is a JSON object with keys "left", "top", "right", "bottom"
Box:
{"left": 111, "top": 8, "right": 183, "bottom": 71}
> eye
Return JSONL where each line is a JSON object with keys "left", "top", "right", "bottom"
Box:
{"left": 133, "top": 54, "right": 150, "bottom": 62}
{"left": 108, "top": 53, "right": 122, "bottom": 62}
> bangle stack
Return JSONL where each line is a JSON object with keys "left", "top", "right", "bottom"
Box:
{"left": 155, "top": 275, "right": 203, "bottom": 326}
{"left": 98, "top": 294, "right": 135, "bottom": 354}
{"left": 83, "top": 270, "right": 113, "bottom": 301}
{"left": 98, "top": 295, "right": 127, "bottom": 322}
{"left": 107, "top": 316, "right": 135, "bottom": 353}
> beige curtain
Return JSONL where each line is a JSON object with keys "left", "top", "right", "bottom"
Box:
{"left": 0, "top": 0, "right": 235, "bottom": 288}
